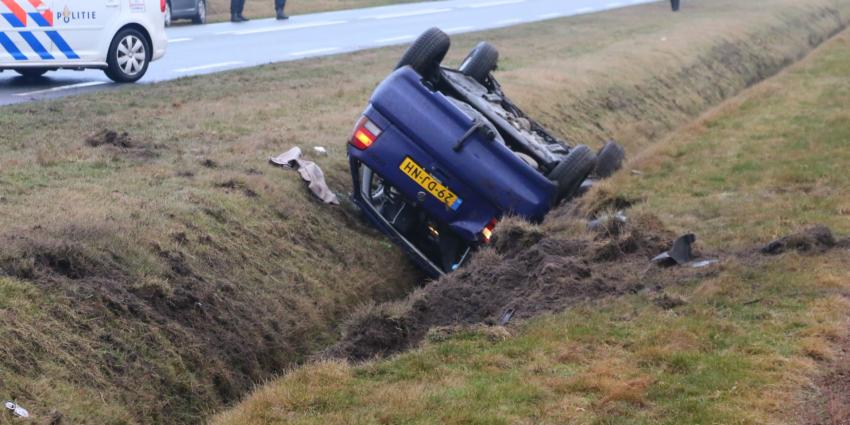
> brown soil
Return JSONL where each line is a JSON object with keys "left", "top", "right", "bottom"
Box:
{"left": 801, "top": 334, "right": 850, "bottom": 425}
{"left": 85, "top": 129, "right": 159, "bottom": 159}
{"left": 761, "top": 225, "right": 850, "bottom": 255}
{"left": 328, "top": 213, "right": 720, "bottom": 361}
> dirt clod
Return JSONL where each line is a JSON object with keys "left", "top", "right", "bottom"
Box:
{"left": 761, "top": 225, "right": 837, "bottom": 255}
{"left": 85, "top": 129, "right": 158, "bottom": 159}
{"left": 329, "top": 214, "right": 681, "bottom": 361}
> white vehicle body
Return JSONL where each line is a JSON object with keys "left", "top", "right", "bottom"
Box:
{"left": 0, "top": 0, "right": 166, "bottom": 81}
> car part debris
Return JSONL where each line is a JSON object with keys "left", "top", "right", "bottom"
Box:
{"left": 270, "top": 147, "right": 339, "bottom": 205}
{"left": 652, "top": 233, "right": 696, "bottom": 266}
{"left": 498, "top": 308, "right": 515, "bottom": 326}
{"left": 588, "top": 211, "right": 628, "bottom": 232}
{"left": 689, "top": 259, "right": 719, "bottom": 268}
{"left": 313, "top": 146, "right": 328, "bottom": 156}
{"left": 4, "top": 401, "right": 29, "bottom": 418}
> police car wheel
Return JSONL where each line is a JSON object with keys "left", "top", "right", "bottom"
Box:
{"left": 105, "top": 29, "right": 150, "bottom": 83}
{"left": 164, "top": 1, "right": 172, "bottom": 27}
{"left": 192, "top": 0, "right": 207, "bottom": 24}
{"left": 14, "top": 68, "right": 48, "bottom": 78}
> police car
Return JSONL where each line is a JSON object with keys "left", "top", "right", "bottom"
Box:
{"left": 0, "top": 0, "right": 166, "bottom": 82}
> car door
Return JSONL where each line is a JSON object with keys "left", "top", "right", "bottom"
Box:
{"left": 172, "top": 0, "right": 195, "bottom": 19}
{"left": 1, "top": 0, "right": 54, "bottom": 63}
{"left": 52, "top": 0, "right": 120, "bottom": 61}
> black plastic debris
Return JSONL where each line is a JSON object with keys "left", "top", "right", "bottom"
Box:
{"left": 498, "top": 308, "right": 515, "bottom": 326}
{"left": 652, "top": 234, "right": 696, "bottom": 266}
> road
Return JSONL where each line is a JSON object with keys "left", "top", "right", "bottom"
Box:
{"left": 0, "top": 0, "right": 659, "bottom": 105}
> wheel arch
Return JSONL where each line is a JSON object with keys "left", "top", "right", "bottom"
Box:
{"left": 116, "top": 23, "right": 154, "bottom": 59}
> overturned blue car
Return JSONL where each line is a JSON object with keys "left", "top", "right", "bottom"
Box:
{"left": 348, "top": 28, "right": 624, "bottom": 278}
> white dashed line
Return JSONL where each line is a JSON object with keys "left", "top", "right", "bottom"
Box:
{"left": 495, "top": 18, "right": 521, "bottom": 25}
{"left": 370, "top": 8, "right": 452, "bottom": 20}
{"left": 537, "top": 12, "right": 563, "bottom": 19}
{"left": 173, "top": 61, "right": 244, "bottom": 73}
{"left": 219, "top": 20, "right": 347, "bottom": 36}
{"left": 289, "top": 47, "right": 341, "bottom": 57}
{"left": 444, "top": 26, "right": 475, "bottom": 33}
{"left": 13, "top": 81, "right": 109, "bottom": 97}
{"left": 464, "top": 0, "right": 524, "bottom": 8}
{"left": 575, "top": 6, "right": 596, "bottom": 13}
{"left": 606, "top": 2, "right": 624, "bottom": 8}
{"left": 168, "top": 37, "right": 192, "bottom": 43}
{"left": 375, "top": 34, "right": 416, "bottom": 43}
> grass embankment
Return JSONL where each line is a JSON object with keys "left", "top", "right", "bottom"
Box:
{"left": 203, "top": 0, "right": 426, "bottom": 23}
{"left": 213, "top": 25, "right": 850, "bottom": 425}
{"left": 1, "top": 0, "right": 849, "bottom": 423}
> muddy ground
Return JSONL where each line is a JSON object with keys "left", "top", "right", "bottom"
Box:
{"left": 329, "top": 217, "right": 850, "bottom": 363}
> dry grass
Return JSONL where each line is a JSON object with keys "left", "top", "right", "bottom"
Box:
{"left": 212, "top": 14, "right": 850, "bottom": 425}
{"left": 2, "top": 0, "right": 849, "bottom": 424}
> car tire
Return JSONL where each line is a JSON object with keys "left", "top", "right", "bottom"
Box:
{"left": 593, "top": 141, "right": 625, "bottom": 179}
{"left": 548, "top": 145, "right": 597, "bottom": 203}
{"left": 395, "top": 27, "right": 450, "bottom": 79}
{"left": 192, "top": 0, "right": 206, "bottom": 24}
{"left": 104, "top": 28, "right": 151, "bottom": 83}
{"left": 164, "top": 1, "right": 172, "bottom": 26}
{"left": 14, "top": 68, "right": 48, "bottom": 78}
{"left": 459, "top": 42, "right": 499, "bottom": 85}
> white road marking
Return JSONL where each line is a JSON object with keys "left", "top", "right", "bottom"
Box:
{"left": 464, "top": 0, "right": 524, "bottom": 8}
{"left": 173, "top": 61, "right": 244, "bottom": 73}
{"left": 494, "top": 18, "right": 521, "bottom": 25}
{"left": 219, "top": 20, "right": 346, "bottom": 36}
{"left": 575, "top": 6, "right": 596, "bottom": 13}
{"left": 168, "top": 37, "right": 192, "bottom": 43}
{"left": 375, "top": 34, "right": 416, "bottom": 43}
{"left": 13, "top": 81, "right": 108, "bottom": 97}
{"left": 444, "top": 26, "right": 475, "bottom": 33}
{"left": 370, "top": 8, "right": 452, "bottom": 20}
{"left": 537, "top": 12, "right": 563, "bottom": 19}
{"left": 606, "top": 2, "right": 624, "bottom": 8}
{"left": 289, "top": 47, "right": 341, "bottom": 57}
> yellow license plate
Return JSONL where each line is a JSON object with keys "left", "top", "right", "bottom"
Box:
{"left": 399, "top": 157, "right": 463, "bottom": 211}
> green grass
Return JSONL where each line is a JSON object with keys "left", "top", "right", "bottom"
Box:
{"left": 212, "top": 23, "right": 850, "bottom": 425}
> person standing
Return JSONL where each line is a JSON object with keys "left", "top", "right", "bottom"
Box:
{"left": 275, "top": 0, "right": 289, "bottom": 20}
{"left": 231, "top": 0, "right": 248, "bottom": 22}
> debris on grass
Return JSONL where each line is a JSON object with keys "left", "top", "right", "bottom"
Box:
{"left": 270, "top": 147, "right": 339, "bottom": 205}
{"left": 652, "top": 234, "right": 696, "bottom": 266}
{"left": 4, "top": 401, "right": 30, "bottom": 418}
{"left": 85, "top": 129, "right": 158, "bottom": 159}
{"left": 761, "top": 225, "right": 842, "bottom": 255}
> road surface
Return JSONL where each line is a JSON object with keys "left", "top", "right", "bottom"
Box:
{"left": 0, "top": 0, "right": 658, "bottom": 105}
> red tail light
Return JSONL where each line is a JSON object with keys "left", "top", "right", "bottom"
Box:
{"left": 350, "top": 116, "right": 382, "bottom": 150}
{"left": 481, "top": 218, "right": 497, "bottom": 244}
{"left": 161, "top": 0, "right": 166, "bottom": 13}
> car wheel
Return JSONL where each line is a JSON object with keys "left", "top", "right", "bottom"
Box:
{"left": 548, "top": 145, "right": 597, "bottom": 203}
{"left": 14, "top": 68, "right": 48, "bottom": 78}
{"left": 459, "top": 42, "right": 499, "bottom": 85}
{"left": 192, "top": 0, "right": 206, "bottom": 24}
{"left": 593, "top": 141, "right": 625, "bottom": 179}
{"left": 396, "top": 27, "right": 450, "bottom": 79}
{"left": 104, "top": 28, "right": 150, "bottom": 83}
{"left": 164, "top": 1, "right": 172, "bottom": 26}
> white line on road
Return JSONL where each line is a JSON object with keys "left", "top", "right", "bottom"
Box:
{"left": 13, "top": 81, "right": 108, "bottom": 97}
{"left": 375, "top": 34, "right": 416, "bottom": 43}
{"left": 370, "top": 8, "right": 452, "bottom": 20}
{"left": 168, "top": 37, "right": 192, "bottom": 43}
{"left": 606, "top": 2, "right": 624, "bottom": 8}
{"left": 173, "top": 61, "right": 244, "bottom": 73}
{"left": 537, "top": 12, "right": 563, "bottom": 19}
{"left": 219, "top": 20, "right": 347, "bottom": 36}
{"left": 444, "top": 26, "right": 475, "bottom": 33}
{"left": 464, "top": 0, "right": 524, "bottom": 8}
{"left": 575, "top": 6, "right": 596, "bottom": 13}
{"left": 289, "top": 47, "right": 341, "bottom": 57}
{"left": 494, "top": 18, "right": 521, "bottom": 25}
